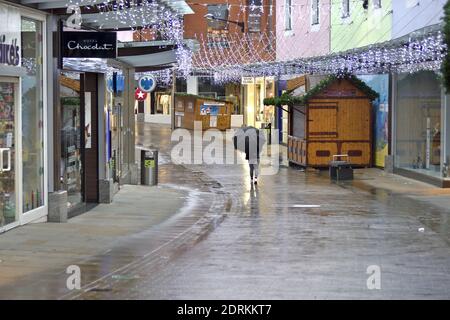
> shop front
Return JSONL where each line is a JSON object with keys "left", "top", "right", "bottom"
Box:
{"left": 57, "top": 28, "right": 131, "bottom": 215}
{"left": 0, "top": 2, "right": 47, "bottom": 232}
{"left": 393, "top": 70, "right": 450, "bottom": 187}
{"left": 242, "top": 76, "right": 275, "bottom": 130}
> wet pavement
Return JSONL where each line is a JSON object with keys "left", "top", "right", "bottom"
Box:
{"left": 0, "top": 122, "right": 449, "bottom": 299}
{"left": 69, "top": 123, "right": 450, "bottom": 299}
{"left": 0, "top": 150, "right": 231, "bottom": 299}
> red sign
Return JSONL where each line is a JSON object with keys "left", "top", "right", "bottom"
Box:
{"left": 135, "top": 88, "right": 147, "bottom": 101}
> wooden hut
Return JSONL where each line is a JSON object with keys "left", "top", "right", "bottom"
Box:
{"left": 174, "top": 93, "right": 234, "bottom": 130}
{"left": 267, "top": 75, "right": 378, "bottom": 168}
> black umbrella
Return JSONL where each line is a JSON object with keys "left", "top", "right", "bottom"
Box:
{"left": 232, "top": 126, "right": 266, "bottom": 161}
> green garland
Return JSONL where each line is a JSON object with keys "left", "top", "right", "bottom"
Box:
{"left": 442, "top": 0, "right": 450, "bottom": 93}
{"left": 263, "top": 74, "right": 379, "bottom": 106}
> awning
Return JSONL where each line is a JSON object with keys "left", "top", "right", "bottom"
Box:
{"left": 11, "top": 0, "right": 194, "bottom": 30}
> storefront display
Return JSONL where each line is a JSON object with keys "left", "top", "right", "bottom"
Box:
{"left": 359, "top": 74, "right": 389, "bottom": 168}
{"left": 106, "top": 72, "right": 125, "bottom": 182}
{"left": 394, "top": 71, "right": 443, "bottom": 178}
{"left": 0, "top": 80, "right": 17, "bottom": 227}
{"left": 156, "top": 92, "right": 171, "bottom": 115}
{"left": 60, "top": 72, "right": 82, "bottom": 210}
{"left": 0, "top": 3, "right": 47, "bottom": 232}
{"left": 243, "top": 77, "right": 275, "bottom": 129}
{"left": 21, "top": 17, "right": 44, "bottom": 212}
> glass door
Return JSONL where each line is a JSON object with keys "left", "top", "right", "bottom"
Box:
{"left": 60, "top": 71, "right": 83, "bottom": 210}
{"left": 0, "top": 77, "right": 18, "bottom": 228}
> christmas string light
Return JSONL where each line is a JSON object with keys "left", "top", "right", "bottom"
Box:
{"left": 198, "top": 27, "right": 446, "bottom": 84}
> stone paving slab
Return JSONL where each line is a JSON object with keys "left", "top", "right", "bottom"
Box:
{"left": 0, "top": 161, "right": 231, "bottom": 299}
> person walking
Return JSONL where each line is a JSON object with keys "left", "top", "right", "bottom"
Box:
{"left": 244, "top": 127, "right": 265, "bottom": 185}
{"left": 233, "top": 125, "right": 266, "bottom": 185}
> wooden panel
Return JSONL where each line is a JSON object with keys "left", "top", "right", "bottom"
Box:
{"left": 287, "top": 137, "right": 293, "bottom": 161}
{"left": 176, "top": 98, "right": 185, "bottom": 112}
{"left": 308, "top": 105, "right": 337, "bottom": 139}
{"left": 336, "top": 100, "right": 371, "bottom": 141}
{"left": 341, "top": 142, "right": 371, "bottom": 166}
{"left": 302, "top": 140, "right": 307, "bottom": 165}
{"left": 82, "top": 73, "right": 99, "bottom": 203}
{"left": 217, "top": 115, "right": 231, "bottom": 130}
{"left": 296, "top": 140, "right": 302, "bottom": 163}
{"left": 201, "top": 115, "right": 210, "bottom": 130}
{"left": 183, "top": 110, "right": 194, "bottom": 130}
{"left": 287, "top": 76, "right": 306, "bottom": 91}
{"left": 307, "top": 142, "right": 338, "bottom": 166}
{"left": 316, "top": 79, "right": 367, "bottom": 98}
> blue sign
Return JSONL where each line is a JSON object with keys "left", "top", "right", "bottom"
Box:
{"left": 138, "top": 75, "right": 156, "bottom": 93}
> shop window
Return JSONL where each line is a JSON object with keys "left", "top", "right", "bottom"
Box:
{"left": 342, "top": 0, "right": 350, "bottom": 18}
{"left": 106, "top": 72, "right": 124, "bottom": 183}
{"left": 207, "top": 4, "right": 229, "bottom": 48}
{"left": 156, "top": 93, "right": 171, "bottom": 115}
{"left": 373, "top": 0, "right": 382, "bottom": 9}
{"left": 60, "top": 72, "right": 82, "bottom": 210}
{"left": 285, "top": 0, "right": 292, "bottom": 31}
{"left": 207, "top": 4, "right": 229, "bottom": 30}
{"left": 248, "top": 0, "right": 262, "bottom": 32}
{"left": 21, "top": 18, "right": 44, "bottom": 212}
{"left": 395, "top": 71, "right": 442, "bottom": 178}
{"left": 312, "top": 0, "right": 320, "bottom": 25}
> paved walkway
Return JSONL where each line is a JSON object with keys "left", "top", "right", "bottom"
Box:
{"left": 0, "top": 122, "right": 449, "bottom": 299}
{"left": 101, "top": 123, "right": 448, "bottom": 300}
{"left": 0, "top": 160, "right": 231, "bottom": 299}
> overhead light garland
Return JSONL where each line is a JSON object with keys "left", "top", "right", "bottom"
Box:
{"left": 442, "top": 0, "right": 450, "bottom": 92}
{"left": 197, "top": 26, "right": 446, "bottom": 84}
{"left": 67, "top": 0, "right": 193, "bottom": 76}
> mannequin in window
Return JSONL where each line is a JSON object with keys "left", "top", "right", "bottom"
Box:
{"left": 159, "top": 94, "right": 170, "bottom": 115}
{"left": 431, "top": 122, "right": 440, "bottom": 165}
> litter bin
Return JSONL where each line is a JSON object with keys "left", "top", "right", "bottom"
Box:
{"left": 329, "top": 154, "right": 353, "bottom": 181}
{"left": 141, "top": 148, "right": 158, "bottom": 185}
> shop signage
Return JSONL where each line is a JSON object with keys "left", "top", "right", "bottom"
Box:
{"left": 241, "top": 77, "right": 255, "bottom": 85}
{"left": 0, "top": 4, "right": 21, "bottom": 67}
{"left": 62, "top": 31, "right": 117, "bottom": 59}
{"left": 138, "top": 75, "right": 156, "bottom": 93}
{"left": 135, "top": 88, "right": 147, "bottom": 101}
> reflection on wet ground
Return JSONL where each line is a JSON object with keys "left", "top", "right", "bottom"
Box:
{"left": 68, "top": 123, "right": 449, "bottom": 299}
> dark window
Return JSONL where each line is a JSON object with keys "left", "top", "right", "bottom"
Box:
{"left": 207, "top": 4, "right": 229, "bottom": 30}
{"left": 285, "top": 0, "right": 292, "bottom": 30}
{"left": 248, "top": 0, "right": 263, "bottom": 32}
{"left": 342, "top": 0, "right": 350, "bottom": 18}
{"left": 312, "top": 0, "right": 320, "bottom": 25}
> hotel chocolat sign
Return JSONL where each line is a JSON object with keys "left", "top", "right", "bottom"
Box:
{"left": 62, "top": 31, "right": 117, "bottom": 59}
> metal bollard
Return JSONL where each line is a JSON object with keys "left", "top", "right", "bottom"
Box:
{"left": 141, "top": 149, "right": 158, "bottom": 185}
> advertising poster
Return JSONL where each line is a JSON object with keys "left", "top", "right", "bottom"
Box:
{"left": 200, "top": 105, "right": 220, "bottom": 116}
{"left": 85, "top": 92, "right": 92, "bottom": 149}
{"left": 358, "top": 75, "right": 389, "bottom": 168}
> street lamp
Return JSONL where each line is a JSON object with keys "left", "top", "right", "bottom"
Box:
{"left": 204, "top": 13, "right": 245, "bottom": 33}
